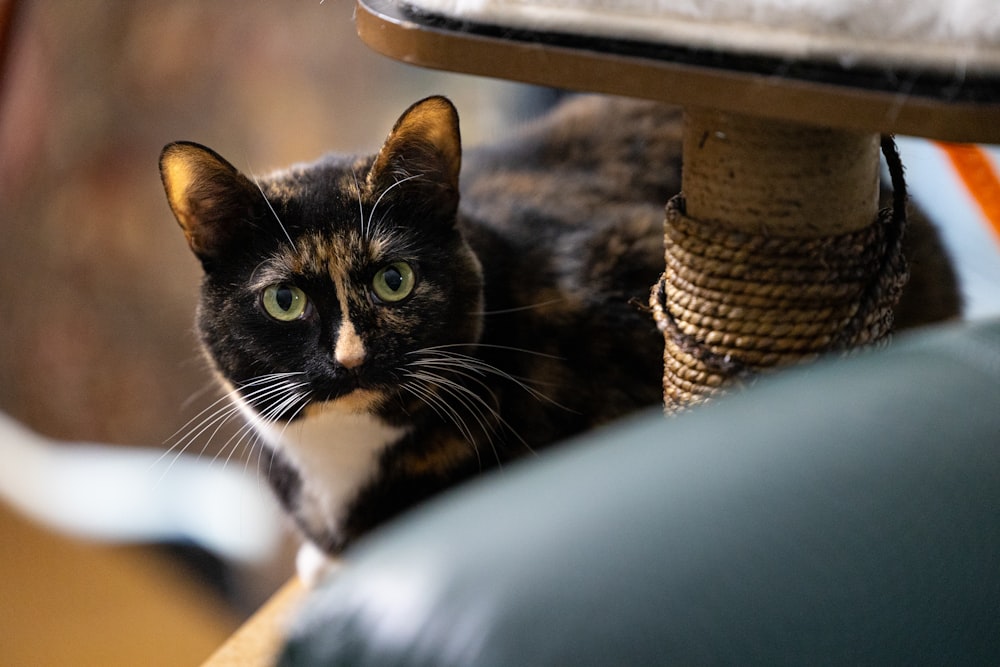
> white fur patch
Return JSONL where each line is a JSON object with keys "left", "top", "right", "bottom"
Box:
{"left": 236, "top": 393, "right": 408, "bottom": 543}
{"left": 296, "top": 540, "right": 342, "bottom": 587}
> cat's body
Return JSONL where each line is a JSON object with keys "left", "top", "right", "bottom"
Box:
{"left": 160, "top": 95, "right": 960, "bottom": 578}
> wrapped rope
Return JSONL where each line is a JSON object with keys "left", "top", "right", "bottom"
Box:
{"left": 651, "top": 137, "right": 910, "bottom": 412}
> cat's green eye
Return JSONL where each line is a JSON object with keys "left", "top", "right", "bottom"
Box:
{"left": 262, "top": 284, "right": 309, "bottom": 321}
{"left": 372, "top": 261, "right": 416, "bottom": 303}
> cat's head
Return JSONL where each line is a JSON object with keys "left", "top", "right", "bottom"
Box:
{"left": 160, "top": 96, "right": 484, "bottom": 420}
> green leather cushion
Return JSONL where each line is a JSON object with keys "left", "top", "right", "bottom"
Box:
{"left": 281, "top": 319, "right": 1000, "bottom": 665}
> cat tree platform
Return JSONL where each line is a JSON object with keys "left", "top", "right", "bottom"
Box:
{"left": 357, "top": 0, "right": 999, "bottom": 410}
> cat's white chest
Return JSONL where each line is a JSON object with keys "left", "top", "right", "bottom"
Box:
{"left": 239, "top": 397, "right": 407, "bottom": 541}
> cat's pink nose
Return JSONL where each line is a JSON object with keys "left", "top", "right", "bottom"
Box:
{"left": 336, "top": 348, "right": 365, "bottom": 369}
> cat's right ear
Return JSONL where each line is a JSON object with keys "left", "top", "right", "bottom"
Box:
{"left": 159, "top": 142, "right": 256, "bottom": 267}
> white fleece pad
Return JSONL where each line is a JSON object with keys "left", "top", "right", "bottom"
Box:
{"left": 406, "top": 0, "right": 1000, "bottom": 72}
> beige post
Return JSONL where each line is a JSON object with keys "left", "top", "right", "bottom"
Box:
{"left": 652, "top": 109, "right": 904, "bottom": 411}
{"left": 682, "top": 108, "right": 881, "bottom": 237}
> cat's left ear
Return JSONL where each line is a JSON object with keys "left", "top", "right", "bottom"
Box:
{"left": 367, "top": 96, "right": 461, "bottom": 218}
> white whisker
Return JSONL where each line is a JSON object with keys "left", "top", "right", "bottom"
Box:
{"left": 265, "top": 388, "right": 312, "bottom": 450}
{"left": 407, "top": 356, "right": 540, "bottom": 462}
{"left": 155, "top": 392, "right": 250, "bottom": 485}
{"left": 408, "top": 348, "right": 573, "bottom": 412}
{"left": 419, "top": 342, "right": 566, "bottom": 361}
{"left": 474, "top": 298, "right": 566, "bottom": 316}
{"left": 351, "top": 168, "right": 365, "bottom": 240}
{"left": 251, "top": 174, "right": 295, "bottom": 247}
{"left": 400, "top": 380, "right": 480, "bottom": 467}
{"left": 154, "top": 372, "right": 309, "bottom": 485}
{"left": 367, "top": 173, "right": 422, "bottom": 239}
{"left": 370, "top": 204, "right": 395, "bottom": 240}
{"left": 212, "top": 379, "right": 309, "bottom": 470}
{"left": 405, "top": 369, "right": 503, "bottom": 466}
{"left": 233, "top": 387, "right": 307, "bottom": 469}
{"left": 180, "top": 378, "right": 225, "bottom": 412}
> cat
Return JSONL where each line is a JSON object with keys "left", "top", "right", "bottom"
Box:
{"left": 159, "top": 94, "right": 960, "bottom": 582}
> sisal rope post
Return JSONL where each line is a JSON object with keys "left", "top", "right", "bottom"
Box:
{"left": 651, "top": 109, "right": 909, "bottom": 412}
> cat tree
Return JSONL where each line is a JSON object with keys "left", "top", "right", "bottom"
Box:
{"left": 198, "top": 2, "right": 998, "bottom": 662}
{"left": 355, "top": 0, "right": 999, "bottom": 411}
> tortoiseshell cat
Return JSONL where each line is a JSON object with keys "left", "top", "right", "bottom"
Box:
{"left": 160, "top": 95, "right": 959, "bottom": 582}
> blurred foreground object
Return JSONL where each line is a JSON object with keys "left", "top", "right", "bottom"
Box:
{"left": 0, "top": 412, "right": 284, "bottom": 563}
{"left": 281, "top": 316, "right": 1000, "bottom": 665}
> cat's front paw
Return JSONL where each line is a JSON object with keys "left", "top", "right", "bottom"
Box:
{"left": 295, "top": 540, "right": 341, "bottom": 588}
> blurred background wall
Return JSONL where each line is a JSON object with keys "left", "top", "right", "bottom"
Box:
{"left": 0, "top": 2, "right": 536, "bottom": 663}
{"left": 0, "top": 0, "right": 530, "bottom": 446}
